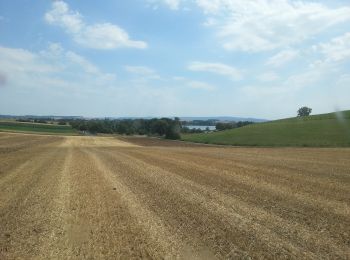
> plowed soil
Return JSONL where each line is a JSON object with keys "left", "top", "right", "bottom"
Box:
{"left": 1, "top": 133, "right": 349, "bottom": 259}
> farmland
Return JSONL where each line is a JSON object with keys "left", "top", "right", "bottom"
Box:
{"left": 1, "top": 132, "right": 349, "bottom": 259}
{"left": 182, "top": 110, "right": 350, "bottom": 147}
{"left": 0, "top": 121, "right": 78, "bottom": 135}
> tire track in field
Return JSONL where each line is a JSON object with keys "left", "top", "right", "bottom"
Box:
{"left": 83, "top": 147, "right": 206, "bottom": 259}
{"left": 191, "top": 147, "right": 350, "bottom": 183}
{"left": 0, "top": 137, "right": 63, "bottom": 178}
{"left": 121, "top": 147, "right": 350, "bottom": 256}
{"left": 146, "top": 147, "right": 350, "bottom": 196}
{"left": 0, "top": 143, "right": 68, "bottom": 259}
{"left": 97, "top": 147, "right": 349, "bottom": 259}
{"left": 121, "top": 148, "right": 350, "bottom": 235}
{"left": 124, "top": 147, "right": 350, "bottom": 215}
{"left": 40, "top": 144, "right": 74, "bottom": 259}
{"left": 93, "top": 148, "right": 313, "bottom": 259}
{"left": 0, "top": 145, "right": 64, "bottom": 209}
{"left": 1, "top": 134, "right": 349, "bottom": 259}
{"left": 0, "top": 135, "right": 60, "bottom": 154}
{"left": 53, "top": 146, "right": 165, "bottom": 259}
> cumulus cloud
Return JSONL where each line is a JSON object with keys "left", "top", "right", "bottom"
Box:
{"left": 148, "top": 0, "right": 182, "bottom": 10}
{"left": 65, "top": 51, "right": 100, "bottom": 74}
{"left": 0, "top": 43, "right": 117, "bottom": 93}
{"left": 0, "top": 45, "right": 58, "bottom": 74}
{"left": 164, "top": 0, "right": 181, "bottom": 10}
{"left": 187, "top": 80, "right": 215, "bottom": 91}
{"left": 266, "top": 49, "right": 299, "bottom": 67}
{"left": 45, "top": 1, "right": 147, "bottom": 49}
{"left": 315, "top": 32, "right": 350, "bottom": 63}
{"left": 258, "top": 72, "right": 279, "bottom": 82}
{"left": 157, "top": 0, "right": 350, "bottom": 53}
{"left": 44, "top": 42, "right": 64, "bottom": 56}
{"left": 0, "top": 44, "right": 191, "bottom": 117}
{"left": 125, "top": 66, "right": 161, "bottom": 80}
{"left": 188, "top": 61, "right": 242, "bottom": 80}
{"left": 197, "top": 0, "right": 350, "bottom": 52}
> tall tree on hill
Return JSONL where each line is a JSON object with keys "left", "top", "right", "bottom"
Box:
{"left": 297, "top": 106, "right": 312, "bottom": 117}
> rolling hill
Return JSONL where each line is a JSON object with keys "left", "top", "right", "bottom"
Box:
{"left": 181, "top": 110, "right": 350, "bottom": 147}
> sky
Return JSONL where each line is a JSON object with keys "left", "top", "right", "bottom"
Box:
{"left": 0, "top": 0, "right": 349, "bottom": 119}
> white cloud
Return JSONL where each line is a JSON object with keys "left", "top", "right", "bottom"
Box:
{"left": 45, "top": 1, "right": 147, "bottom": 49}
{"left": 203, "top": 17, "right": 218, "bottom": 27}
{"left": 286, "top": 70, "right": 321, "bottom": 90}
{"left": 266, "top": 49, "right": 299, "bottom": 67}
{"left": 0, "top": 44, "right": 117, "bottom": 92}
{"left": 258, "top": 72, "right": 279, "bottom": 82}
{"left": 172, "top": 76, "right": 186, "bottom": 81}
{"left": 44, "top": 1, "right": 83, "bottom": 33}
{"left": 316, "top": 32, "right": 350, "bottom": 63}
{"left": 196, "top": 0, "right": 350, "bottom": 52}
{"left": 336, "top": 74, "right": 350, "bottom": 88}
{"left": 76, "top": 23, "right": 147, "bottom": 49}
{"left": 65, "top": 51, "right": 99, "bottom": 74}
{"left": 163, "top": 0, "right": 181, "bottom": 10}
{"left": 0, "top": 45, "right": 58, "bottom": 74}
{"left": 150, "top": 0, "right": 350, "bottom": 54}
{"left": 125, "top": 66, "right": 161, "bottom": 79}
{"left": 281, "top": 61, "right": 340, "bottom": 95}
{"left": 148, "top": 0, "right": 182, "bottom": 10}
{"left": 187, "top": 80, "right": 215, "bottom": 91}
{"left": 195, "top": 0, "right": 224, "bottom": 14}
{"left": 39, "top": 43, "right": 113, "bottom": 77}
{"left": 241, "top": 85, "right": 287, "bottom": 98}
{"left": 0, "top": 44, "right": 193, "bottom": 117}
{"left": 46, "top": 42, "right": 64, "bottom": 56}
{"left": 188, "top": 61, "right": 242, "bottom": 80}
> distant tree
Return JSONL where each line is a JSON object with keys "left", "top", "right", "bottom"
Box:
{"left": 165, "top": 118, "right": 181, "bottom": 140}
{"left": 215, "top": 122, "right": 235, "bottom": 131}
{"left": 237, "top": 121, "right": 253, "bottom": 128}
{"left": 297, "top": 106, "right": 312, "bottom": 117}
{"left": 68, "top": 117, "right": 183, "bottom": 138}
{"left": 151, "top": 119, "right": 168, "bottom": 136}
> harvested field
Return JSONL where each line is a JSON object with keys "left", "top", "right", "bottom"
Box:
{"left": 0, "top": 132, "right": 349, "bottom": 259}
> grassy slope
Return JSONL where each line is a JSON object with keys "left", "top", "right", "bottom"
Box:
{"left": 0, "top": 121, "right": 78, "bottom": 135}
{"left": 181, "top": 110, "right": 350, "bottom": 147}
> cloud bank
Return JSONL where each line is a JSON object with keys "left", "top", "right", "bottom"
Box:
{"left": 45, "top": 1, "right": 147, "bottom": 50}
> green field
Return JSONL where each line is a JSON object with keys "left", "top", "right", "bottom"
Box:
{"left": 182, "top": 110, "right": 350, "bottom": 147}
{"left": 0, "top": 121, "right": 78, "bottom": 135}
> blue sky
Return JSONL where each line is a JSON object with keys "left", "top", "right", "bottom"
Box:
{"left": 0, "top": 0, "right": 349, "bottom": 119}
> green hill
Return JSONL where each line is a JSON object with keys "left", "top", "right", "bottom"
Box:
{"left": 181, "top": 110, "right": 350, "bottom": 147}
{"left": 0, "top": 121, "right": 78, "bottom": 135}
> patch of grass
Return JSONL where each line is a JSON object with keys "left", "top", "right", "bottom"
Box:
{"left": 182, "top": 110, "right": 350, "bottom": 147}
{"left": 0, "top": 121, "right": 78, "bottom": 135}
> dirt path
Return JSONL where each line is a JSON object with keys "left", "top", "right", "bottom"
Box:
{"left": 0, "top": 133, "right": 349, "bottom": 259}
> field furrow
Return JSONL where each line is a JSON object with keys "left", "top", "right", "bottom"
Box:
{"left": 0, "top": 133, "right": 349, "bottom": 259}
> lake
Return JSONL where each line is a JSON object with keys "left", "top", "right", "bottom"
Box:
{"left": 186, "top": 125, "right": 216, "bottom": 131}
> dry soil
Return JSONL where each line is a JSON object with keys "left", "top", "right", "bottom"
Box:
{"left": 0, "top": 133, "right": 349, "bottom": 259}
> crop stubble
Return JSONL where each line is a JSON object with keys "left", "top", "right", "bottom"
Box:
{"left": 0, "top": 133, "right": 349, "bottom": 259}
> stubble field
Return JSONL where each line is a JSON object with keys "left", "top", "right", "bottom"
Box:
{"left": 0, "top": 133, "right": 349, "bottom": 259}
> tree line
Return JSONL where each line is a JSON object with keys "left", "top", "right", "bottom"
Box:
{"left": 67, "top": 117, "right": 257, "bottom": 139}
{"left": 68, "top": 118, "right": 182, "bottom": 139}
{"left": 215, "top": 121, "right": 254, "bottom": 131}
